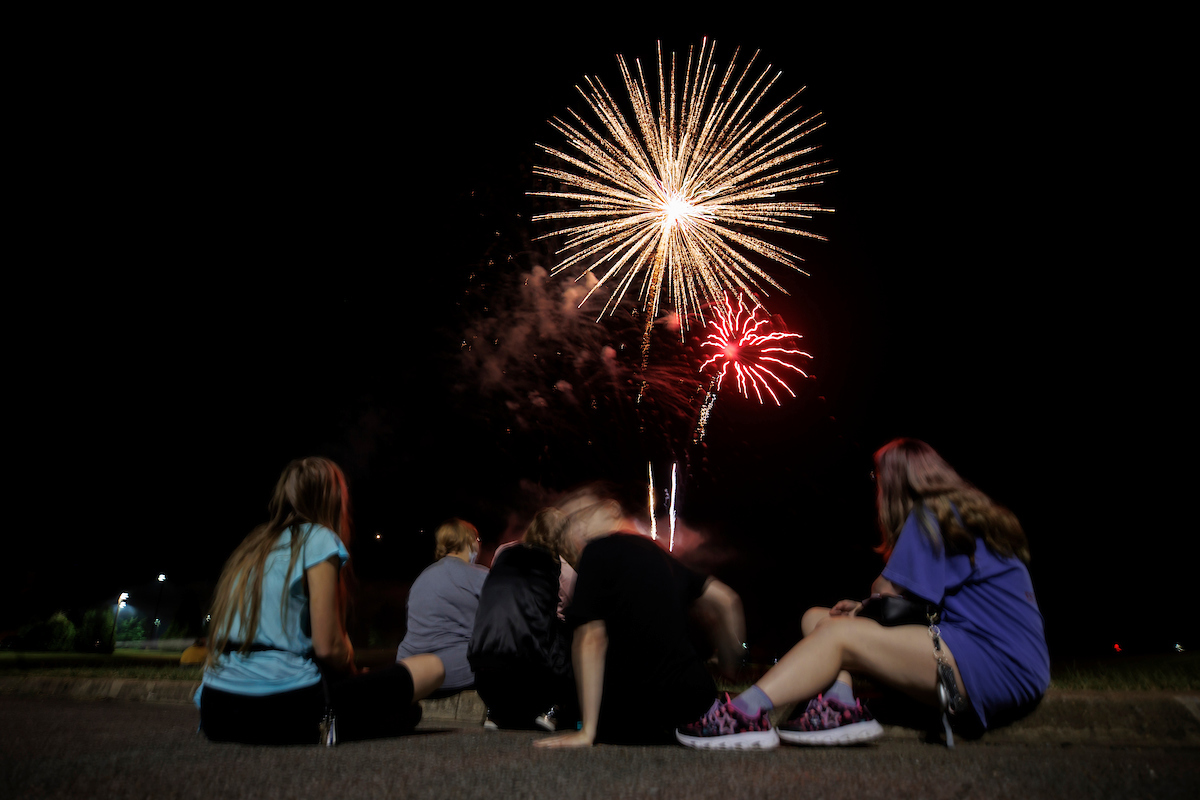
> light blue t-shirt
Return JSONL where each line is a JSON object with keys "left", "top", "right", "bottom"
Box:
{"left": 396, "top": 556, "right": 488, "bottom": 690}
{"left": 881, "top": 509, "right": 1050, "bottom": 728}
{"left": 201, "top": 523, "right": 349, "bottom": 698}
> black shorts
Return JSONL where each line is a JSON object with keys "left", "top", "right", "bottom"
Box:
{"left": 200, "top": 664, "right": 417, "bottom": 745}
{"left": 474, "top": 662, "right": 578, "bottom": 730}
{"left": 597, "top": 669, "right": 715, "bottom": 744}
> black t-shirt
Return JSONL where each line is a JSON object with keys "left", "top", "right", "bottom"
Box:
{"left": 566, "top": 533, "right": 716, "bottom": 739}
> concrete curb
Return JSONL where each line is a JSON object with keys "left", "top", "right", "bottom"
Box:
{"left": 0, "top": 676, "right": 201, "bottom": 705}
{"left": 2, "top": 677, "right": 1197, "bottom": 743}
{"left": 419, "top": 690, "right": 488, "bottom": 723}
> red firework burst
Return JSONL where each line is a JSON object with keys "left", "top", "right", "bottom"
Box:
{"left": 699, "top": 294, "right": 812, "bottom": 405}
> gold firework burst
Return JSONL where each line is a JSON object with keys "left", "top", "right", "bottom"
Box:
{"left": 531, "top": 38, "right": 834, "bottom": 337}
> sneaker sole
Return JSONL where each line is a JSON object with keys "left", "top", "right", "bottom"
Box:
{"left": 778, "top": 719, "right": 883, "bottom": 746}
{"left": 534, "top": 715, "right": 556, "bottom": 732}
{"left": 675, "top": 728, "right": 780, "bottom": 751}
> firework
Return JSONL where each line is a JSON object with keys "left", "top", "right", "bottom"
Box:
{"left": 669, "top": 461, "right": 677, "bottom": 552}
{"left": 699, "top": 293, "right": 811, "bottom": 405}
{"left": 646, "top": 461, "right": 679, "bottom": 551}
{"left": 647, "top": 461, "right": 657, "bottom": 541}
{"left": 532, "top": 38, "right": 833, "bottom": 351}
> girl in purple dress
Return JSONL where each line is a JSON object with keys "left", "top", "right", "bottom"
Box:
{"left": 677, "top": 438, "right": 1050, "bottom": 750}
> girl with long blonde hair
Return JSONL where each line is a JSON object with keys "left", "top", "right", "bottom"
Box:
{"left": 199, "top": 457, "right": 444, "bottom": 744}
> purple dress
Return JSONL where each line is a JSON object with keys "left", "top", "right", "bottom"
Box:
{"left": 881, "top": 509, "right": 1050, "bottom": 728}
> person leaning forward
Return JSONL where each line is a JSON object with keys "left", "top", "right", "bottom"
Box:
{"left": 535, "top": 484, "right": 745, "bottom": 747}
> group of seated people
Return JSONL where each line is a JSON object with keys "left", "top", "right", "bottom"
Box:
{"left": 197, "top": 439, "right": 1050, "bottom": 749}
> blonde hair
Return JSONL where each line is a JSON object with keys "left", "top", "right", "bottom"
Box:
{"left": 206, "top": 457, "right": 352, "bottom": 669}
{"left": 434, "top": 518, "right": 478, "bottom": 559}
{"left": 874, "top": 439, "right": 1028, "bottom": 565}
{"left": 556, "top": 485, "right": 625, "bottom": 567}
{"left": 523, "top": 507, "right": 566, "bottom": 553}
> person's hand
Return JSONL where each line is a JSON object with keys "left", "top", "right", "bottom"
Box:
{"left": 830, "top": 599, "right": 863, "bottom": 617}
{"left": 533, "top": 729, "right": 595, "bottom": 748}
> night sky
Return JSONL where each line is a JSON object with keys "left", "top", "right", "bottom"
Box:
{"left": 10, "top": 13, "right": 1185, "bottom": 660}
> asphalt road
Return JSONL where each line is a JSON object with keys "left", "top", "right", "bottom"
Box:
{"left": 2, "top": 696, "right": 1197, "bottom": 799}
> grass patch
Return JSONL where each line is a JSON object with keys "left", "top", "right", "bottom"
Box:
{"left": 4, "top": 664, "right": 203, "bottom": 681}
{"left": 0, "top": 648, "right": 398, "bottom": 681}
{"left": 1049, "top": 653, "right": 1199, "bottom": 691}
{"left": 1, "top": 649, "right": 186, "bottom": 663}
{"left": 0, "top": 650, "right": 199, "bottom": 680}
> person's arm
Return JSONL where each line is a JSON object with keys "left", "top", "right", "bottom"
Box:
{"left": 870, "top": 574, "right": 904, "bottom": 597}
{"left": 691, "top": 578, "right": 745, "bottom": 679}
{"left": 307, "top": 556, "right": 355, "bottom": 675}
{"left": 534, "top": 620, "right": 607, "bottom": 748}
{"left": 829, "top": 575, "right": 906, "bottom": 618}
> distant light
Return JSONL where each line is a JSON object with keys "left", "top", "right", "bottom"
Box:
{"left": 375, "top": 534, "right": 381, "bottom": 540}
{"left": 1114, "top": 643, "right": 1122, "bottom": 652}
{"left": 118, "top": 592, "right": 129, "bottom": 602}
{"left": 158, "top": 574, "right": 166, "bottom": 582}
{"left": 1176, "top": 643, "right": 1186, "bottom": 653}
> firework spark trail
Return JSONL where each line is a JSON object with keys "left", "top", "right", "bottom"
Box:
{"left": 699, "top": 292, "right": 812, "bottom": 405}
{"left": 669, "top": 461, "right": 677, "bottom": 552}
{"left": 532, "top": 38, "right": 833, "bottom": 349}
{"left": 693, "top": 389, "right": 718, "bottom": 443}
{"left": 647, "top": 461, "right": 679, "bottom": 550}
{"left": 647, "top": 462, "right": 657, "bottom": 541}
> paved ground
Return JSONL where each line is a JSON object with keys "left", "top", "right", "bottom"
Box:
{"left": 2, "top": 693, "right": 1198, "bottom": 799}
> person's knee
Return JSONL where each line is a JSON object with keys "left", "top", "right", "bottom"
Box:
{"left": 400, "top": 654, "right": 445, "bottom": 700}
{"left": 801, "top": 607, "right": 832, "bottom": 637}
{"left": 804, "top": 614, "right": 861, "bottom": 664}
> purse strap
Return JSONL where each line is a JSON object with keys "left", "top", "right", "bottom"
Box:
{"left": 928, "top": 615, "right": 967, "bottom": 748}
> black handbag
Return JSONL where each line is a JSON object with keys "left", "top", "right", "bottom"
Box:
{"left": 857, "top": 593, "right": 937, "bottom": 627}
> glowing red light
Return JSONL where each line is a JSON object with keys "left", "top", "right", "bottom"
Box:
{"left": 699, "top": 293, "right": 812, "bottom": 405}
{"left": 1114, "top": 643, "right": 1122, "bottom": 652}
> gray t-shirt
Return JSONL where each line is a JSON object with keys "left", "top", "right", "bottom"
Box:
{"left": 396, "top": 556, "right": 489, "bottom": 690}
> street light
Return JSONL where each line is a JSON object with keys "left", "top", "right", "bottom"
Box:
{"left": 109, "top": 592, "right": 129, "bottom": 650}
{"left": 153, "top": 573, "right": 167, "bottom": 642}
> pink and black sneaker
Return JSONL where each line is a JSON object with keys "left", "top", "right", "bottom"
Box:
{"left": 675, "top": 694, "right": 780, "bottom": 750}
{"left": 778, "top": 694, "right": 884, "bottom": 745}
